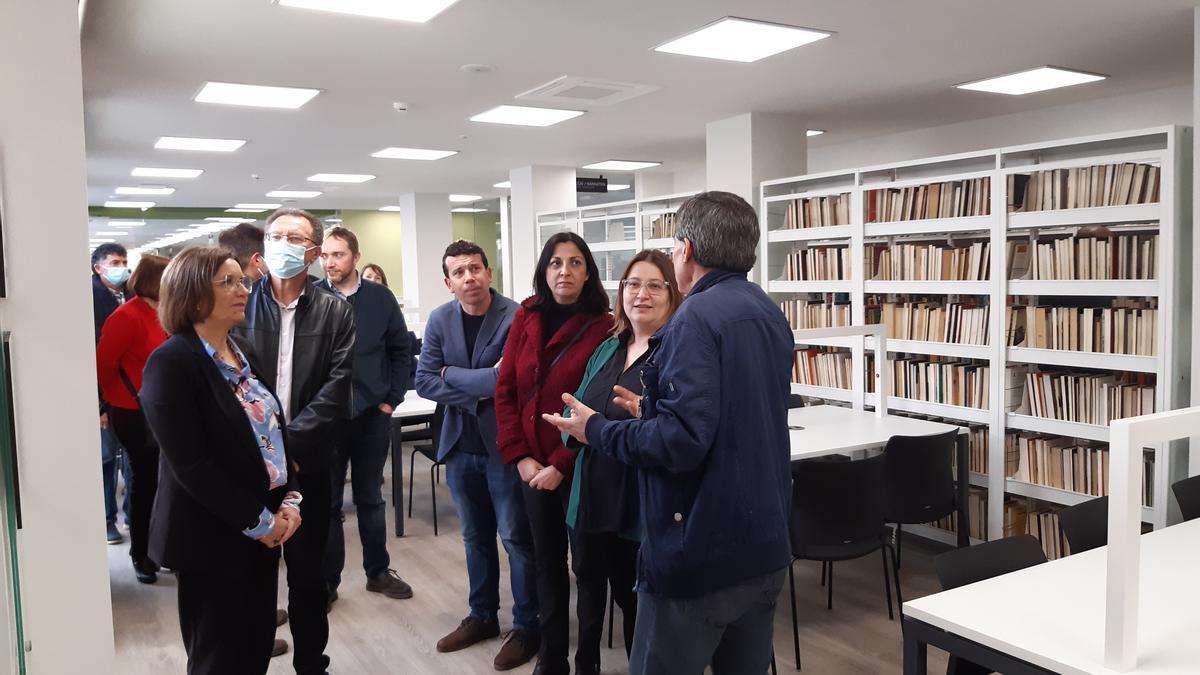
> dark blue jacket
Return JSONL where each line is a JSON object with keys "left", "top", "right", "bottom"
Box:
{"left": 316, "top": 276, "right": 409, "bottom": 418}
{"left": 92, "top": 274, "right": 124, "bottom": 344}
{"left": 414, "top": 290, "right": 518, "bottom": 461}
{"left": 586, "top": 270, "right": 795, "bottom": 598}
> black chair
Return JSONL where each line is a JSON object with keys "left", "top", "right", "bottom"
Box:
{"left": 787, "top": 453, "right": 900, "bottom": 670}
{"left": 882, "top": 430, "right": 959, "bottom": 568}
{"left": 1057, "top": 496, "right": 1108, "bottom": 554}
{"left": 933, "top": 535, "right": 1047, "bottom": 675}
{"left": 1171, "top": 475, "right": 1200, "bottom": 522}
{"left": 788, "top": 393, "right": 806, "bottom": 409}
{"left": 408, "top": 403, "right": 445, "bottom": 535}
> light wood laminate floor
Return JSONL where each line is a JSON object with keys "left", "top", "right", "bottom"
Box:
{"left": 109, "top": 455, "right": 952, "bottom": 674}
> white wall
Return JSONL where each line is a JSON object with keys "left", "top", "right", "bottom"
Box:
{"left": 0, "top": 2, "right": 115, "bottom": 673}
{"left": 809, "top": 85, "right": 1192, "bottom": 172}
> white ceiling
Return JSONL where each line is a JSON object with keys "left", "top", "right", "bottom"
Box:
{"left": 82, "top": 0, "right": 1196, "bottom": 221}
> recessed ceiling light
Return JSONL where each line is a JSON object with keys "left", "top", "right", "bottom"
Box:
{"left": 469, "top": 105, "right": 585, "bottom": 127}
{"left": 155, "top": 136, "right": 246, "bottom": 152}
{"left": 493, "top": 180, "right": 511, "bottom": 189}
{"left": 226, "top": 208, "right": 267, "bottom": 213}
{"left": 195, "top": 81, "right": 321, "bottom": 109}
{"left": 266, "top": 190, "right": 323, "bottom": 199}
{"left": 379, "top": 206, "right": 403, "bottom": 212}
{"left": 449, "top": 194, "right": 482, "bottom": 203}
{"left": 582, "top": 160, "right": 661, "bottom": 171}
{"left": 806, "top": 129, "right": 825, "bottom": 137}
{"left": 451, "top": 207, "right": 487, "bottom": 213}
{"left": 116, "top": 186, "right": 175, "bottom": 196}
{"left": 274, "top": 0, "right": 462, "bottom": 23}
{"left": 94, "top": 231, "right": 129, "bottom": 236}
{"left": 104, "top": 201, "right": 156, "bottom": 210}
{"left": 90, "top": 239, "right": 116, "bottom": 244}
{"left": 132, "top": 167, "right": 203, "bottom": 178}
{"left": 371, "top": 147, "right": 458, "bottom": 161}
{"left": 325, "top": 218, "right": 342, "bottom": 223}
{"left": 307, "top": 173, "right": 376, "bottom": 183}
{"left": 108, "top": 220, "right": 146, "bottom": 227}
{"left": 234, "top": 203, "right": 282, "bottom": 210}
{"left": 955, "top": 66, "right": 1108, "bottom": 95}
{"left": 607, "top": 183, "right": 631, "bottom": 191}
{"left": 205, "top": 217, "right": 258, "bottom": 223}
{"left": 654, "top": 17, "right": 832, "bottom": 63}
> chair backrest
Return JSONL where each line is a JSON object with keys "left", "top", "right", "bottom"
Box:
{"left": 934, "top": 535, "right": 1047, "bottom": 591}
{"left": 1171, "top": 475, "right": 1200, "bottom": 522}
{"left": 790, "top": 453, "right": 886, "bottom": 558}
{"left": 882, "top": 430, "right": 959, "bottom": 524}
{"left": 1057, "top": 496, "right": 1108, "bottom": 554}
{"left": 788, "top": 393, "right": 806, "bottom": 409}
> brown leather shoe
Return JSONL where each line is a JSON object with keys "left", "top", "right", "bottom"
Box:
{"left": 494, "top": 629, "right": 539, "bottom": 671}
{"left": 436, "top": 616, "right": 500, "bottom": 653}
{"left": 271, "top": 639, "right": 288, "bottom": 658}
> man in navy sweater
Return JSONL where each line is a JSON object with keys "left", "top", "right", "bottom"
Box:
{"left": 316, "top": 227, "right": 414, "bottom": 603}
{"left": 546, "top": 192, "right": 795, "bottom": 675}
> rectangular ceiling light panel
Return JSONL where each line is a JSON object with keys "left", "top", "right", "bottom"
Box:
{"left": 275, "top": 0, "right": 461, "bottom": 23}
{"left": 194, "top": 81, "right": 321, "bottom": 109}
{"left": 654, "top": 17, "right": 832, "bottom": 63}
{"left": 371, "top": 147, "right": 458, "bottom": 160}
{"left": 132, "top": 167, "right": 203, "bottom": 178}
{"left": 582, "top": 160, "right": 661, "bottom": 171}
{"left": 955, "top": 66, "right": 1107, "bottom": 95}
{"left": 155, "top": 136, "right": 246, "bottom": 152}
{"left": 266, "top": 190, "right": 323, "bottom": 198}
{"left": 469, "top": 105, "right": 585, "bottom": 127}
{"left": 307, "top": 173, "right": 376, "bottom": 183}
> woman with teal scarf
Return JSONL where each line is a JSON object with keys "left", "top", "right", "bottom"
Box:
{"left": 561, "top": 250, "right": 683, "bottom": 675}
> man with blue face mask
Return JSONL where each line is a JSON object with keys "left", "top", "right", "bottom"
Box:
{"left": 91, "top": 242, "right": 132, "bottom": 546}
{"left": 231, "top": 208, "right": 355, "bottom": 675}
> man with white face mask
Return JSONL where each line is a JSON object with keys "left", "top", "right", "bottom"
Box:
{"left": 231, "top": 208, "right": 355, "bottom": 675}
{"left": 91, "top": 242, "right": 132, "bottom": 546}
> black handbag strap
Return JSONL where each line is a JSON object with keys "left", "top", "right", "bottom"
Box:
{"left": 523, "top": 317, "right": 599, "bottom": 408}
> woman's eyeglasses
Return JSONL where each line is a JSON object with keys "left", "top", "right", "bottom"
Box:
{"left": 621, "top": 279, "right": 669, "bottom": 295}
{"left": 215, "top": 274, "right": 254, "bottom": 293}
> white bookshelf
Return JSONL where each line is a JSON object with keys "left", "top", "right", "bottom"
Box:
{"left": 760, "top": 126, "right": 1193, "bottom": 542}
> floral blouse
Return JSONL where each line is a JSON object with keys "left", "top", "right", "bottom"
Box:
{"left": 201, "top": 337, "right": 299, "bottom": 539}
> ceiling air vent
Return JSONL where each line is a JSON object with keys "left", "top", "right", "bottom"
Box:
{"left": 516, "top": 76, "right": 659, "bottom": 107}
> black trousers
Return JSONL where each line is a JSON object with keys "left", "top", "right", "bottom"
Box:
{"left": 284, "top": 468, "right": 333, "bottom": 675}
{"left": 108, "top": 406, "right": 159, "bottom": 565}
{"left": 572, "top": 531, "right": 639, "bottom": 669}
{"left": 521, "top": 480, "right": 572, "bottom": 672}
{"left": 177, "top": 554, "right": 278, "bottom": 675}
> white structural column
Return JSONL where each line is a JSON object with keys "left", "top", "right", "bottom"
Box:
{"left": 634, "top": 171, "right": 675, "bottom": 200}
{"left": 398, "top": 193, "right": 452, "bottom": 323}
{"left": 509, "top": 166, "right": 576, "bottom": 300}
{"left": 0, "top": 2, "right": 116, "bottom": 673}
{"left": 1191, "top": 7, "right": 1200, "bottom": 479}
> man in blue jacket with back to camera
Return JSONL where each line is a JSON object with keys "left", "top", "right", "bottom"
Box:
{"left": 545, "top": 191, "right": 795, "bottom": 675}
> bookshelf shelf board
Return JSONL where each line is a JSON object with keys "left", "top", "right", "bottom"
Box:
{"left": 1006, "top": 279, "right": 1158, "bottom": 297}
{"left": 586, "top": 240, "right": 639, "bottom": 252}
{"left": 864, "top": 215, "right": 994, "bottom": 238}
{"left": 1005, "top": 347, "right": 1157, "bottom": 373}
{"left": 863, "top": 280, "right": 992, "bottom": 295}
{"left": 1006, "top": 203, "right": 1161, "bottom": 230}
{"left": 793, "top": 334, "right": 858, "bottom": 348}
{"left": 763, "top": 187, "right": 854, "bottom": 203}
{"left": 769, "top": 280, "right": 853, "bottom": 294}
{"left": 1005, "top": 413, "right": 1109, "bottom": 442}
{"left": 1004, "top": 480, "right": 1156, "bottom": 518}
{"left": 969, "top": 472, "right": 989, "bottom": 488}
{"left": 768, "top": 225, "right": 854, "bottom": 242}
{"left": 791, "top": 383, "right": 855, "bottom": 402}
{"left": 866, "top": 338, "right": 990, "bottom": 360}
{"left": 643, "top": 237, "right": 674, "bottom": 249}
{"left": 864, "top": 394, "right": 992, "bottom": 424}
{"left": 905, "top": 523, "right": 984, "bottom": 547}
{"left": 600, "top": 280, "right": 619, "bottom": 290}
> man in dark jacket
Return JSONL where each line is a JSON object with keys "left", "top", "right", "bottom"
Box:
{"left": 231, "top": 208, "right": 355, "bottom": 675}
{"left": 316, "top": 226, "right": 414, "bottom": 602}
{"left": 546, "top": 192, "right": 795, "bottom": 675}
{"left": 91, "top": 242, "right": 131, "bottom": 545}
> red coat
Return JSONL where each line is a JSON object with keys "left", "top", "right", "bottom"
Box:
{"left": 96, "top": 296, "right": 168, "bottom": 411}
{"left": 495, "top": 298, "right": 611, "bottom": 476}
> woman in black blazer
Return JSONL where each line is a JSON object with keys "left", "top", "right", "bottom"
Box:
{"left": 141, "top": 247, "right": 302, "bottom": 675}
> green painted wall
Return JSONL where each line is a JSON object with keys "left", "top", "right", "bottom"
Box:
{"left": 451, "top": 211, "right": 503, "bottom": 291}
{"left": 340, "top": 210, "right": 405, "bottom": 295}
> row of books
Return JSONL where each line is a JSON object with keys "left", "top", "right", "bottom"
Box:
{"left": 779, "top": 299, "right": 851, "bottom": 330}
{"left": 1005, "top": 433, "right": 1110, "bottom": 498}
{"left": 868, "top": 357, "right": 990, "bottom": 409}
{"left": 1008, "top": 162, "right": 1160, "bottom": 213}
{"left": 780, "top": 193, "right": 852, "bottom": 229}
{"left": 644, "top": 213, "right": 678, "bottom": 239}
{"left": 780, "top": 246, "right": 851, "bottom": 281}
{"left": 1025, "top": 508, "right": 1070, "bottom": 560}
{"left": 792, "top": 348, "right": 852, "bottom": 389}
{"left": 1016, "top": 370, "right": 1155, "bottom": 425}
{"left": 866, "top": 241, "right": 990, "bottom": 281}
{"left": 878, "top": 411, "right": 988, "bottom": 474}
{"left": 866, "top": 177, "right": 991, "bottom": 223}
{"left": 868, "top": 300, "right": 990, "bottom": 345}
{"left": 931, "top": 487, "right": 989, "bottom": 541}
{"left": 1024, "top": 232, "right": 1157, "bottom": 281}
{"left": 1005, "top": 303, "right": 1157, "bottom": 356}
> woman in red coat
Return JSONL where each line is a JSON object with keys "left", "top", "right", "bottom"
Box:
{"left": 96, "top": 254, "right": 170, "bottom": 583}
{"left": 495, "top": 232, "right": 611, "bottom": 675}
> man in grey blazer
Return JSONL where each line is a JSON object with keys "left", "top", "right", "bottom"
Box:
{"left": 415, "top": 240, "right": 539, "bottom": 671}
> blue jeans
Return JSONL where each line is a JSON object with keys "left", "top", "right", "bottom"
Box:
{"left": 444, "top": 450, "right": 538, "bottom": 632}
{"left": 324, "top": 410, "right": 392, "bottom": 586}
{"left": 629, "top": 568, "right": 786, "bottom": 675}
{"left": 100, "top": 425, "right": 130, "bottom": 526}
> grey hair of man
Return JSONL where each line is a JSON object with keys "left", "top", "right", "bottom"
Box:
{"left": 266, "top": 207, "right": 325, "bottom": 246}
{"left": 673, "top": 191, "right": 760, "bottom": 273}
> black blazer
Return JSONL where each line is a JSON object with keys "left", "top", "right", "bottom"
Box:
{"left": 140, "top": 329, "right": 290, "bottom": 577}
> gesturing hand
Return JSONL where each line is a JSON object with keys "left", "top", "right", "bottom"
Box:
{"left": 517, "top": 457, "right": 544, "bottom": 483}
{"left": 541, "top": 393, "right": 595, "bottom": 445}
{"left": 611, "top": 385, "right": 642, "bottom": 419}
{"left": 529, "top": 465, "right": 564, "bottom": 491}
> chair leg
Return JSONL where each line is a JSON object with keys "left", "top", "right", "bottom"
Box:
{"left": 826, "top": 562, "right": 834, "bottom": 611}
{"left": 607, "top": 586, "right": 615, "bottom": 649}
{"left": 771, "top": 651, "right": 778, "bottom": 675}
{"left": 895, "top": 524, "right": 903, "bottom": 569}
{"left": 788, "top": 563, "right": 801, "bottom": 670}
{"left": 881, "top": 546, "right": 894, "bottom": 621}
{"left": 407, "top": 449, "right": 416, "bottom": 517}
{"left": 889, "top": 544, "right": 904, "bottom": 609}
{"left": 430, "top": 463, "right": 439, "bottom": 536}
{"left": 819, "top": 560, "right": 826, "bottom": 587}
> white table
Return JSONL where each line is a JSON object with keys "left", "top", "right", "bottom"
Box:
{"left": 391, "top": 395, "right": 436, "bottom": 419}
{"left": 388, "top": 395, "right": 438, "bottom": 536}
{"left": 901, "top": 518, "right": 1200, "bottom": 674}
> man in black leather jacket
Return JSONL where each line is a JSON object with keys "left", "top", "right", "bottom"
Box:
{"left": 232, "top": 208, "right": 355, "bottom": 675}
